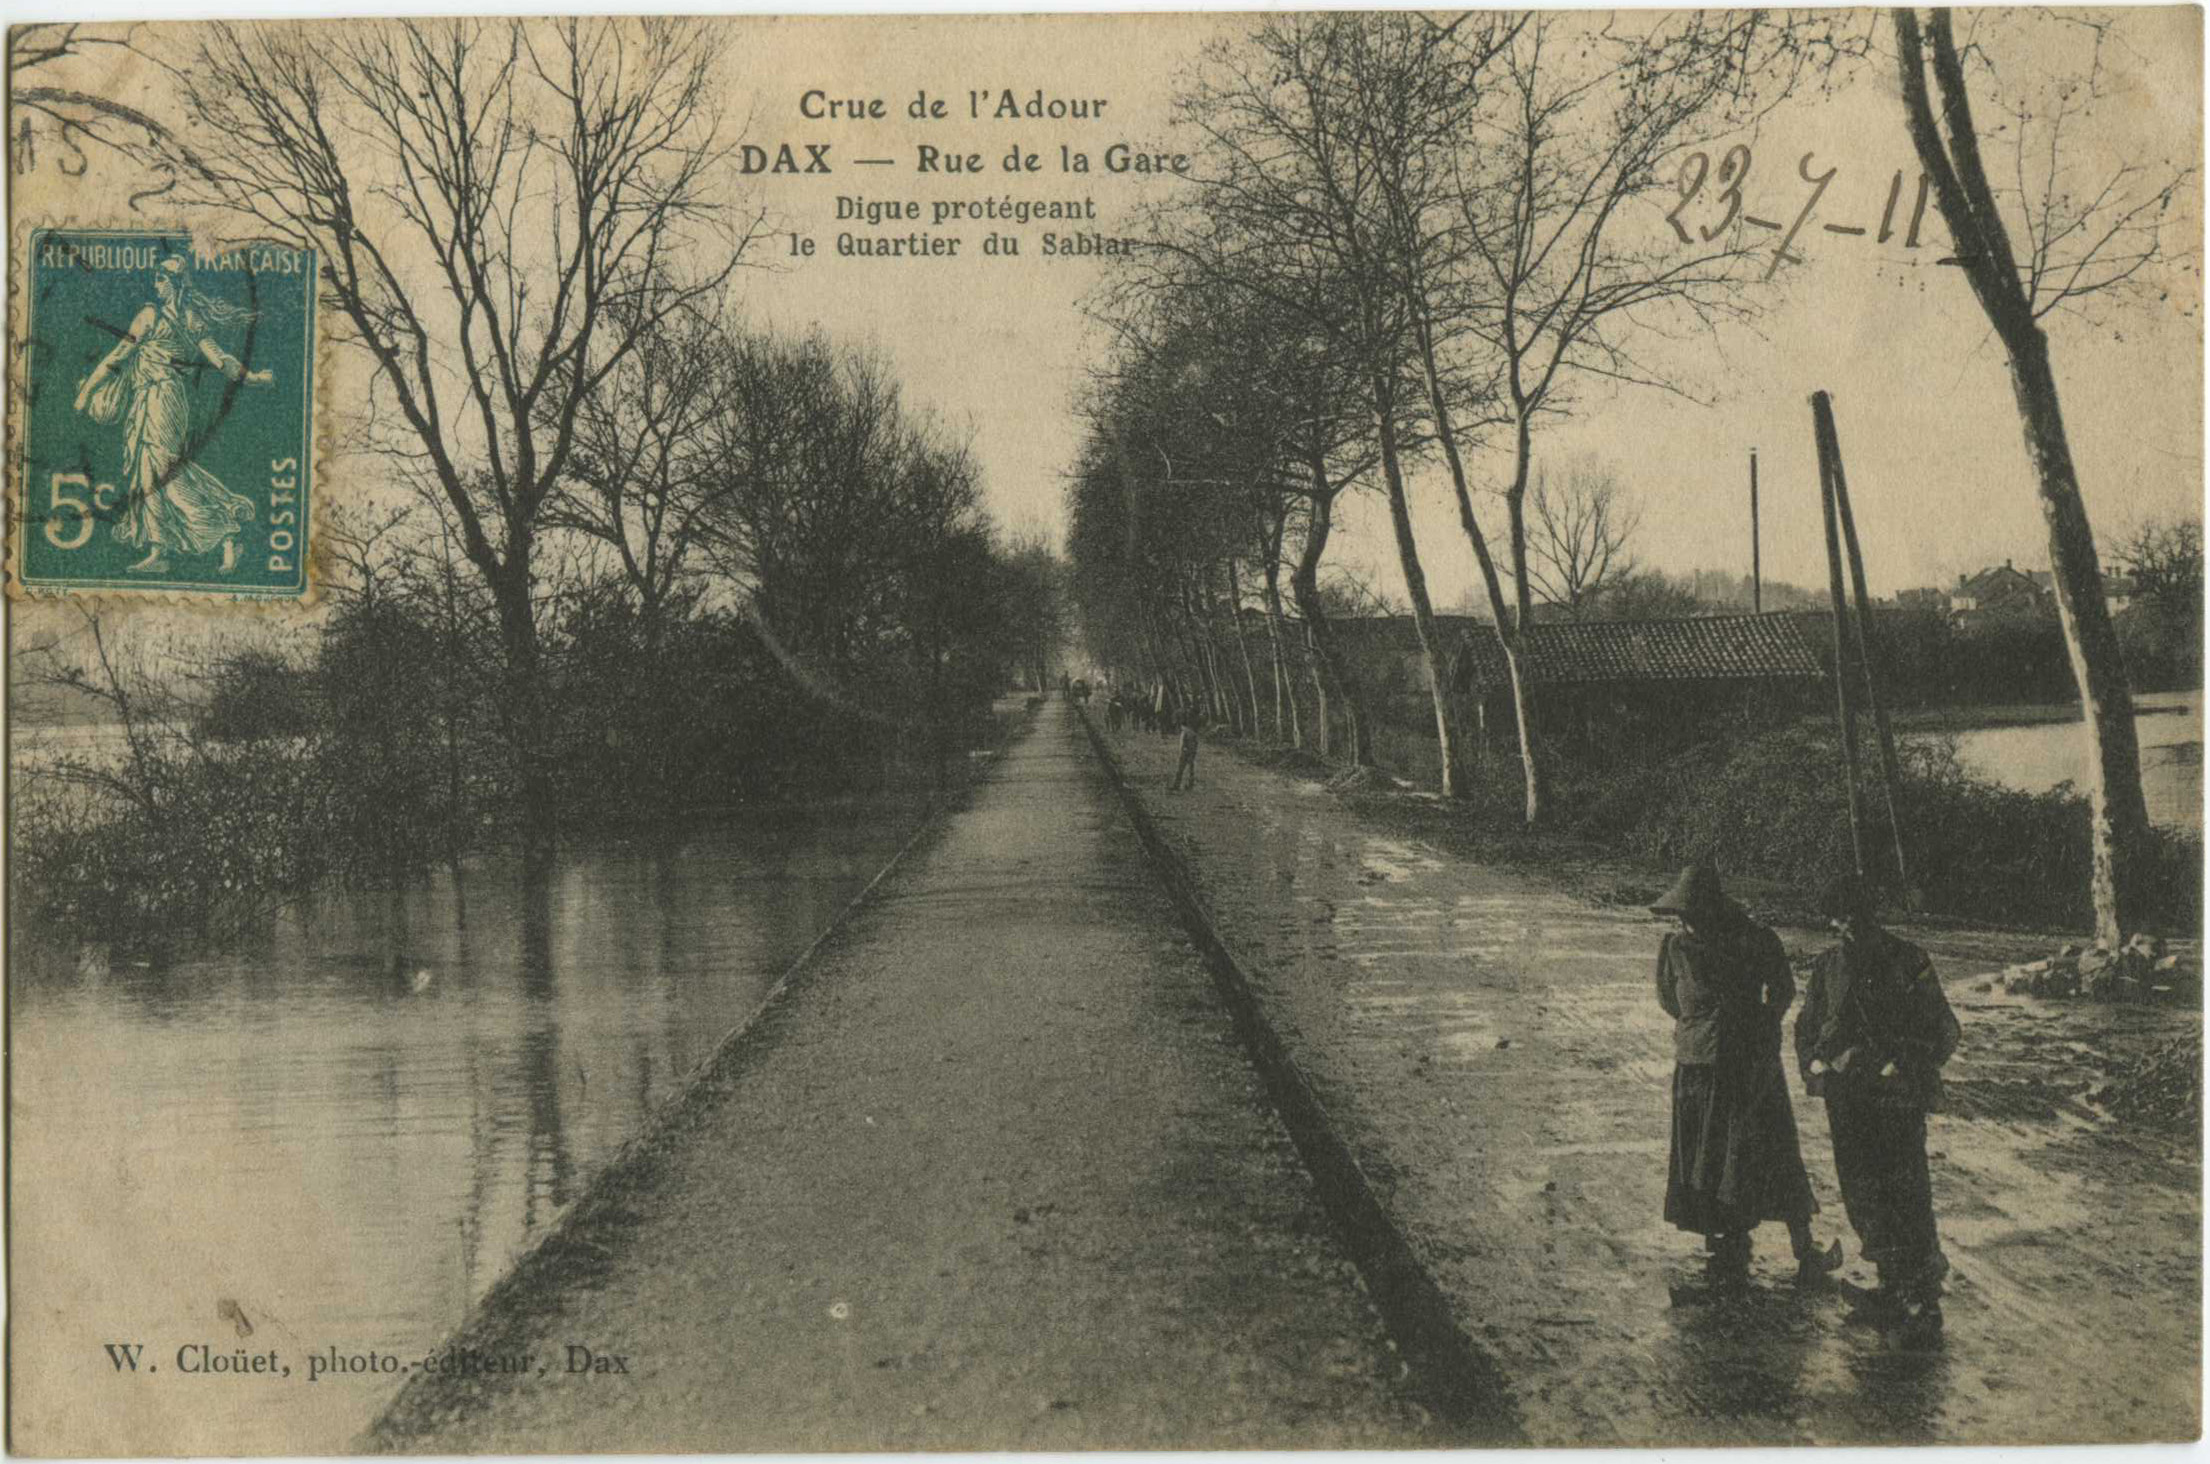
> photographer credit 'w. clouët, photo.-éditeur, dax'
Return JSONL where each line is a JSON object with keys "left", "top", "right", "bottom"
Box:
{"left": 4, "top": 9, "right": 2202, "bottom": 1456}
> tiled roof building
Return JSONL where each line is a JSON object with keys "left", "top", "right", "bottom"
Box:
{"left": 1449, "top": 612, "right": 1825, "bottom": 692}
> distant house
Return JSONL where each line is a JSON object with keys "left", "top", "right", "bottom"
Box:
{"left": 1951, "top": 559, "right": 2136, "bottom": 624}
{"left": 1895, "top": 585, "right": 1952, "bottom": 616}
{"left": 1951, "top": 559, "right": 2052, "bottom": 625}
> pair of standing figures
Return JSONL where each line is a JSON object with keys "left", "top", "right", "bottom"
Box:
{"left": 1654, "top": 864, "right": 1961, "bottom": 1340}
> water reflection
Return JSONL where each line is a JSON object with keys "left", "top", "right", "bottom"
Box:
{"left": 10, "top": 803, "right": 924, "bottom": 1453}
{"left": 1947, "top": 690, "right": 2202, "bottom": 830}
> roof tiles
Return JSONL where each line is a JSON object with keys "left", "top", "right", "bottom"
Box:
{"left": 1453, "top": 612, "right": 1824, "bottom": 688}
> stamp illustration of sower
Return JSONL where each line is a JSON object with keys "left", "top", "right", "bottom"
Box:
{"left": 17, "top": 229, "right": 316, "bottom": 598}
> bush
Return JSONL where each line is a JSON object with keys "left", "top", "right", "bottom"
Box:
{"left": 1551, "top": 725, "right": 2201, "bottom": 933}
{"left": 12, "top": 735, "right": 354, "bottom": 946}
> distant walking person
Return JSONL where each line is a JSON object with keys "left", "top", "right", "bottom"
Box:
{"left": 1798, "top": 873, "right": 1960, "bottom": 1341}
{"left": 1107, "top": 692, "right": 1126, "bottom": 733}
{"left": 1169, "top": 711, "right": 1201, "bottom": 791}
{"left": 1652, "top": 862, "right": 1841, "bottom": 1294}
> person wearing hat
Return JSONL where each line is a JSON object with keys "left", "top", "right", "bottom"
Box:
{"left": 1797, "top": 872, "right": 1960, "bottom": 1338}
{"left": 1653, "top": 861, "right": 1840, "bottom": 1292}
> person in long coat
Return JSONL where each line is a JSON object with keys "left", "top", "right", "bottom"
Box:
{"left": 1797, "top": 873, "right": 1960, "bottom": 1336}
{"left": 1654, "top": 862, "right": 1841, "bottom": 1289}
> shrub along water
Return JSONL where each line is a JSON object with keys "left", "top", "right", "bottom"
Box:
{"left": 14, "top": 552, "right": 1052, "bottom": 952}
{"left": 1552, "top": 725, "right": 2200, "bottom": 935}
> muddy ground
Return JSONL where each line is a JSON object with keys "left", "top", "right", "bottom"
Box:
{"left": 1100, "top": 718, "right": 2200, "bottom": 1445}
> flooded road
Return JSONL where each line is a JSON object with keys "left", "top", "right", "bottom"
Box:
{"left": 1103, "top": 722, "right": 2200, "bottom": 1445}
{"left": 10, "top": 803, "right": 928, "bottom": 1454}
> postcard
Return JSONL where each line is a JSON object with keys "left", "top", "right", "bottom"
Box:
{"left": 7, "top": 9, "right": 2201, "bottom": 1454}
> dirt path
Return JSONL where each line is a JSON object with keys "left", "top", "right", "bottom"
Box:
{"left": 366, "top": 708, "right": 1437, "bottom": 1452}
{"left": 1096, "top": 720, "right": 2200, "bottom": 1445}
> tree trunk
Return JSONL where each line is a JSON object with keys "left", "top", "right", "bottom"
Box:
{"left": 488, "top": 538, "right": 553, "bottom": 851}
{"left": 1197, "top": 580, "right": 1237, "bottom": 731}
{"left": 1501, "top": 410, "right": 1548, "bottom": 825}
{"left": 1894, "top": 5, "right": 2155, "bottom": 942}
{"left": 1305, "top": 622, "right": 1331, "bottom": 756}
{"left": 2005, "top": 328, "right": 2154, "bottom": 941}
{"left": 1261, "top": 549, "right": 1302, "bottom": 749}
{"left": 1371, "top": 384, "right": 1469, "bottom": 798}
{"left": 1507, "top": 410, "right": 1536, "bottom": 632}
{"left": 1226, "top": 558, "right": 1267, "bottom": 740}
{"left": 1290, "top": 481, "right": 1369, "bottom": 765}
{"left": 1305, "top": 620, "right": 1331, "bottom": 757}
{"left": 1411, "top": 307, "right": 1546, "bottom": 822}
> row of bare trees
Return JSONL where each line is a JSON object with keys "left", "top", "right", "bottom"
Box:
{"left": 21, "top": 18, "right": 1060, "bottom": 864}
{"left": 1074, "top": 11, "right": 1807, "bottom": 813}
{"left": 1068, "top": 9, "right": 2189, "bottom": 942}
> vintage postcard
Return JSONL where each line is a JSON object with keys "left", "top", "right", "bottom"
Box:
{"left": 5, "top": 7, "right": 2203, "bottom": 1456}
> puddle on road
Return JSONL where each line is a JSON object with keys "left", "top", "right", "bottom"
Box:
{"left": 1148, "top": 747, "right": 2202, "bottom": 1445}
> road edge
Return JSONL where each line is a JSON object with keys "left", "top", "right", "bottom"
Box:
{"left": 1075, "top": 707, "right": 1524, "bottom": 1445}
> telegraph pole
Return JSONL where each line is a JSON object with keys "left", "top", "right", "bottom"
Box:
{"left": 1750, "top": 448, "right": 1762, "bottom": 614}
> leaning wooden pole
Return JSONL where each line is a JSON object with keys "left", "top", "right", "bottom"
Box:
{"left": 1813, "top": 394, "right": 1913, "bottom": 894}
{"left": 1810, "top": 392, "right": 1868, "bottom": 880}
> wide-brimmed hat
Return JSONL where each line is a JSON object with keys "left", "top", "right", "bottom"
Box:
{"left": 1651, "top": 861, "right": 1726, "bottom": 920}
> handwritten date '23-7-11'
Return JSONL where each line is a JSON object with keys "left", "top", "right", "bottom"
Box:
{"left": 1668, "top": 148, "right": 1937, "bottom": 278}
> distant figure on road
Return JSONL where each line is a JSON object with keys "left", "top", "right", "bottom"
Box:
{"left": 1107, "top": 691, "right": 1126, "bottom": 733}
{"left": 1652, "top": 862, "right": 1840, "bottom": 1295}
{"left": 1798, "top": 873, "right": 1960, "bottom": 1341}
{"left": 1169, "top": 712, "right": 1202, "bottom": 791}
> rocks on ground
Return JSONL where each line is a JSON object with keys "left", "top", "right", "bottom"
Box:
{"left": 1979, "top": 933, "right": 2200, "bottom": 1007}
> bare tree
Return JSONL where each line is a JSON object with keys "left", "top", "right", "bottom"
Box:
{"left": 1175, "top": 12, "right": 1501, "bottom": 794}
{"left": 1525, "top": 458, "right": 1640, "bottom": 618}
{"left": 169, "top": 18, "right": 758, "bottom": 839}
{"left": 1409, "top": 13, "right": 1802, "bottom": 824}
{"left": 542, "top": 303, "right": 730, "bottom": 638}
{"left": 2113, "top": 515, "right": 2204, "bottom": 609}
{"left": 1892, "top": 7, "right": 2189, "bottom": 941}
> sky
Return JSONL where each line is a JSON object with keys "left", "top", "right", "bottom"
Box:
{"left": 713, "top": 8, "right": 2204, "bottom": 604}
{"left": 5, "top": 5, "right": 2202, "bottom": 657}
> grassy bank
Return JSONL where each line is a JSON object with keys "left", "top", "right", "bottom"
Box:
{"left": 1229, "top": 724, "right": 2200, "bottom": 939}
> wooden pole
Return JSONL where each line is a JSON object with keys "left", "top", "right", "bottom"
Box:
{"left": 1814, "top": 397, "right": 1913, "bottom": 894}
{"left": 1810, "top": 392, "right": 1867, "bottom": 879}
{"left": 1750, "top": 448, "right": 1762, "bottom": 614}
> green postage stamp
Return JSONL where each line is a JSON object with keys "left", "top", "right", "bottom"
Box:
{"left": 13, "top": 229, "right": 317, "bottom": 599}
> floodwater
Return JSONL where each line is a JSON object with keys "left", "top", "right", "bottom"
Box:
{"left": 1948, "top": 690, "right": 2203, "bottom": 830}
{"left": 10, "top": 805, "right": 927, "bottom": 1454}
